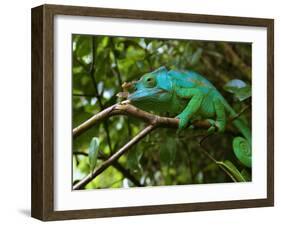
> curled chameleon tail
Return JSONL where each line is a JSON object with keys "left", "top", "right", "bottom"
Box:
{"left": 233, "top": 137, "right": 251, "bottom": 167}
{"left": 223, "top": 101, "right": 252, "bottom": 168}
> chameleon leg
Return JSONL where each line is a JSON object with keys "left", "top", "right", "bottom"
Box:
{"left": 175, "top": 88, "right": 204, "bottom": 130}
{"left": 206, "top": 119, "right": 216, "bottom": 134}
{"left": 213, "top": 98, "right": 226, "bottom": 132}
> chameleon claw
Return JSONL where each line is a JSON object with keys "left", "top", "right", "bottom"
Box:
{"left": 215, "top": 121, "right": 225, "bottom": 133}
{"left": 207, "top": 126, "right": 216, "bottom": 134}
{"left": 206, "top": 119, "right": 216, "bottom": 134}
{"left": 176, "top": 114, "right": 190, "bottom": 130}
{"left": 187, "top": 125, "right": 195, "bottom": 130}
{"left": 120, "top": 100, "right": 131, "bottom": 105}
{"left": 206, "top": 119, "right": 225, "bottom": 134}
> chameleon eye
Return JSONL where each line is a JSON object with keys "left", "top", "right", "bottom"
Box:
{"left": 144, "top": 77, "right": 156, "bottom": 88}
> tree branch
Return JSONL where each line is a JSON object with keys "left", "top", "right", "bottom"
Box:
{"left": 73, "top": 151, "right": 142, "bottom": 187}
{"left": 72, "top": 102, "right": 249, "bottom": 189}
{"left": 72, "top": 103, "right": 211, "bottom": 189}
{"left": 112, "top": 161, "right": 142, "bottom": 187}
{"left": 73, "top": 125, "right": 155, "bottom": 190}
{"left": 73, "top": 103, "right": 211, "bottom": 138}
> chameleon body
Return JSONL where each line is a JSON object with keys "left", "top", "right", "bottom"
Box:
{"left": 127, "top": 66, "right": 251, "bottom": 167}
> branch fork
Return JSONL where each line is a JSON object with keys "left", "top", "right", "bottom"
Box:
{"left": 73, "top": 103, "right": 212, "bottom": 190}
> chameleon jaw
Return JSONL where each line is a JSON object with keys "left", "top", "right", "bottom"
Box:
{"left": 127, "top": 88, "right": 166, "bottom": 102}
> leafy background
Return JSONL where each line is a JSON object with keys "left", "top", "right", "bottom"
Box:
{"left": 72, "top": 34, "right": 252, "bottom": 189}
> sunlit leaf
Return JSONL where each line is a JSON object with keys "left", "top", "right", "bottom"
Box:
{"left": 190, "top": 48, "right": 203, "bottom": 65}
{"left": 224, "top": 79, "right": 251, "bottom": 101}
{"left": 216, "top": 160, "right": 246, "bottom": 182}
{"left": 88, "top": 137, "right": 100, "bottom": 172}
{"left": 241, "top": 169, "right": 251, "bottom": 181}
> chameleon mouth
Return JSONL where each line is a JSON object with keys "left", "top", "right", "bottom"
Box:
{"left": 128, "top": 88, "right": 165, "bottom": 102}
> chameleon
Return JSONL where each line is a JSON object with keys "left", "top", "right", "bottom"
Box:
{"left": 127, "top": 66, "right": 251, "bottom": 167}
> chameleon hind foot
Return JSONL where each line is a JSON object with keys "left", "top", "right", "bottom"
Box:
{"left": 206, "top": 119, "right": 216, "bottom": 134}
{"left": 206, "top": 119, "right": 225, "bottom": 134}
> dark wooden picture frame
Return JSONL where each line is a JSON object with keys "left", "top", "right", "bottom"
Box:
{"left": 31, "top": 4, "right": 274, "bottom": 221}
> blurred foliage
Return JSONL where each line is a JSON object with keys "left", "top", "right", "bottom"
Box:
{"left": 72, "top": 34, "right": 252, "bottom": 189}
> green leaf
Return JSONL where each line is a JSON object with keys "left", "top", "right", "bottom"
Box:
{"left": 216, "top": 160, "right": 246, "bottom": 182}
{"left": 75, "top": 36, "right": 91, "bottom": 56}
{"left": 127, "top": 146, "right": 143, "bottom": 171}
{"left": 241, "top": 169, "right": 251, "bottom": 181}
{"left": 88, "top": 137, "right": 100, "bottom": 172}
{"left": 190, "top": 48, "right": 203, "bottom": 65}
{"left": 160, "top": 137, "right": 177, "bottom": 165}
{"left": 223, "top": 79, "right": 251, "bottom": 101}
{"left": 77, "top": 156, "right": 90, "bottom": 174}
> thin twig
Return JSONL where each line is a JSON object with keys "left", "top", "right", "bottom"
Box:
{"left": 73, "top": 93, "right": 96, "bottom": 97}
{"left": 195, "top": 104, "right": 250, "bottom": 182}
{"left": 198, "top": 134, "right": 219, "bottom": 163}
{"left": 185, "top": 145, "right": 194, "bottom": 184}
{"left": 228, "top": 105, "right": 249, "bottom": 121}
{"left": 89, "top": 37, "right": 113, "bottom": 153}
{"left": 113, "top": 161, "right": 142, "bottom": 187}
{"left": 198, "top": 134, "right": 237, "bottom": 182}
{"left": 72, "top": 38, "right": 114, "bottom": 153}
{"left": 109, "top": 38, "right": 133, "bottom": 138}
{"left": 73, "top": 151, "right": 88, "bottom": 156}
{"left": 110, "top": 38, "right": 123, "bottom": 88}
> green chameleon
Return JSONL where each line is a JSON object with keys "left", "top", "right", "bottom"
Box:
{"left": 127, "top": 66, "right": 251, "bottom": 167}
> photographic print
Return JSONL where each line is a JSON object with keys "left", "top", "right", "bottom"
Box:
{"left": 31, "top": 4, "right": 273, "bottom": 220}
{"left": 72, "top": 35, "right": 252, "bottom": 190}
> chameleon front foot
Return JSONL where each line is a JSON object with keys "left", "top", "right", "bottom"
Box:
{"left": 175, "top": 113, "right": 190, "bottom": 130}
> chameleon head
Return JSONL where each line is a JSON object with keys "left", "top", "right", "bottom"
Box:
{"left": 127, "top": 66, "right": 172, "bottom": 104}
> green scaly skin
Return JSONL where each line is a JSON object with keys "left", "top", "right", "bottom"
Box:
{"left": 127, "top": 66, "right": 252, "bottom": 167}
